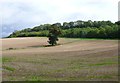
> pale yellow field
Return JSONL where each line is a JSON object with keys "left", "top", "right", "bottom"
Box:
{"left": 1, "top": 37, "right": 118, "bottom": 81}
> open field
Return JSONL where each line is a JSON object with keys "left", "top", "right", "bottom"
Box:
{"left": 1, "top": 37, "right": 118, "bottom": 81}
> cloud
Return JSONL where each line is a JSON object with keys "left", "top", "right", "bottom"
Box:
{"left": 0, "top": 0, "right": 119, "bottom": 37}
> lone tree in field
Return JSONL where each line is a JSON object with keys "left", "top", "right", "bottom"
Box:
{"left": 48, "top": 24, "right": 61, "bottom": 46}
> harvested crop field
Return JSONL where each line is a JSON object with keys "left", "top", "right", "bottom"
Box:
{"left": 1, "top": 37, "right": 118, "bottom": 81}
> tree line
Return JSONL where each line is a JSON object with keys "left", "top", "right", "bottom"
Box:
{"left": 8, "top": 20, "right": 120, "bottom": 39}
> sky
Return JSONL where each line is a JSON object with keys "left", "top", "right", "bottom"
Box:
{"left": 0, "top": 0, "right": 119, "bottom": 37}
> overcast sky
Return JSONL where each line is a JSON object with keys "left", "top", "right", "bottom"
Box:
{"left": 0, "top": 0, "right": 119, "bottom": 37}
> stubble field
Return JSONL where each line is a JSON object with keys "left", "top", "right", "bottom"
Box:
{"left": 1, "top": 37, "right": 118, "bottom": 81}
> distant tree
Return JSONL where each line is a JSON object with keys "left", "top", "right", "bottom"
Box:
{"left": 69, "top": 21, "right": 74, "bottom": 28}
{"left": 115, "top": 21, "right": 120, "bottom": 25}
{"left": 63, "top": 22, "right": 70, "bottom": 29}
{"left": 53, "top": 23, "right": 62, "bottom": 27}
{"left": 98, "top": 28, "right": 107, "bottom": 38}
{"left": 48, "top": 25, "right": 61, "bottom": 46}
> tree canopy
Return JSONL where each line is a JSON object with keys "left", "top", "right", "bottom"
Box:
{"left": 47, "top": 24, "right": 61, "bottom": 45}
{"left": 8, "top": 20, "right": 120, "bottom": 39}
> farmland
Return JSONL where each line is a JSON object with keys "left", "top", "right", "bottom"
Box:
{"left": 2, "top": 37, "right": 118, "bottom": 81}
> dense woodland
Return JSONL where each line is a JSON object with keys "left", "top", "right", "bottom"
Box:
{"left": 8, "top": 20, "right": 120, "bottom": 39}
